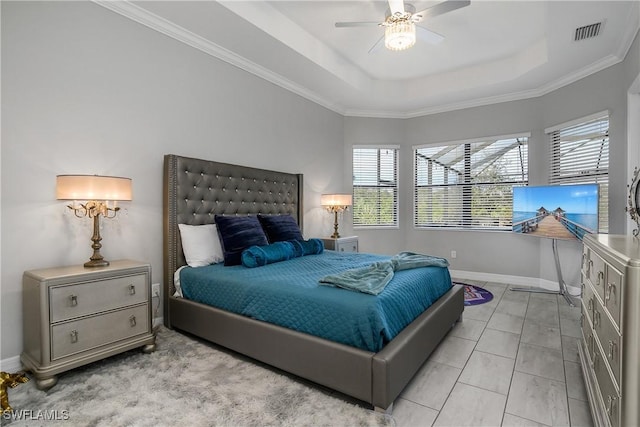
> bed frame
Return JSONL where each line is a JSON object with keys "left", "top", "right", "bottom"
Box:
{"left": 162, "top": 154, "right": 464, "bottom": 411}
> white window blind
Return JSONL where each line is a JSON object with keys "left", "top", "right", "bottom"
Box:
{"left": 352, "top": 146, "right": 398, "bottom": 227}
{"left": 414, "top": 135, "right": 528, "bottom": 229}
{"left": 548, "top": 114, "right": 609, "bottom": 232}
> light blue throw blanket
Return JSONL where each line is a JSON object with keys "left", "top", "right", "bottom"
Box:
{"left": 320, "top": 251, "right": 449, "bottom": 295}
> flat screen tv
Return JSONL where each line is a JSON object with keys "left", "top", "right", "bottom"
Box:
{"left": 512, "top": 184, "right": 599, "bottom": 240}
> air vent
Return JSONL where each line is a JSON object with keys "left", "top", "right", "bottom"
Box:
{"left": 575, "top": 22, "right": 602, "bottom": 41}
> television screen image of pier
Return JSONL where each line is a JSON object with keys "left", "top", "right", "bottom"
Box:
{"left": 512, "top": 184, "right": 599, "bottom": 240}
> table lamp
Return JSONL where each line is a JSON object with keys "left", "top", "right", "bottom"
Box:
{"left": 56, "top": 175, "right": 132, "bottom": 267}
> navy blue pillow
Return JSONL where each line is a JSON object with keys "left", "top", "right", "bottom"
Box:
{"left": 258, "top": 214, "right": 303, "bottom": 243}
{"left": 215, "top": 215, "right": 269, "bottom": 266}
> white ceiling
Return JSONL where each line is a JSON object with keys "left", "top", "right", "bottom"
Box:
{"left": 105, "top": 1, "right": 640, "bottom": 118}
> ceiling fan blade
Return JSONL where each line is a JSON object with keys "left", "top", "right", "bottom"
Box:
{"left": 413, "top": 0, "right": 470, "bottom": 22}
{"left": 368, "top": 35, "right": 385, "bottom": 54}
{"left": 335, "top": 21, "right": 381, "bottom": 28}
{"left": 388, "top": 0, "right": 405, "bottom": 16}
{"left": 417, "top": 26, "right": 445, "bottom": 44}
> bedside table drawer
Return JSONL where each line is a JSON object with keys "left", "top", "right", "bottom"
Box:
{"left": 321, "top": 236, "right": 358, "bottom": 253}
{"left": 50, "top": 274, "right": 147, "bottom": 322}
{"left": 51, "top": 304, "right": 149, "bottom": 360}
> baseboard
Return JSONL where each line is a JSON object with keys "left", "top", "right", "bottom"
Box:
{"left": 450, "top": 269, "right": 582, "bottom": 297}
{"left": 0, "top": 355, "right": 23, "bottom": 372}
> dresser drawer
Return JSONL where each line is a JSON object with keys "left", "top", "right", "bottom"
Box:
{"left": 51, "top": 304, "right": 149, "bottom": 360}
{"left": 50, "top": 274, "right": 147, "bottom": 322}
{"left": 588, "top": 251, "right": 606, "bottom": 302}
{"left": 593, "top": 342, "right": 620, "bottom": 427}
{"left": 582, "top": 280, "right": 596, "bottom": 325}
{"left": 593, "top": 302, "right": 621, "bottom": 390}
{"left": 581, "top": 311, "right": 595, "bottom": 363}
{"left": 604, "top": 265, "right": 622, "bottom": 330}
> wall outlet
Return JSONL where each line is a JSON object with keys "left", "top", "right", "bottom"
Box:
{"left": 451, "top": 250, "right": 457, "bottom": 259}
{"left": 152, "top": 283, "right": 160, "bottom": 297}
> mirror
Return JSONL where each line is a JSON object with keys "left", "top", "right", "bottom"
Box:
{"left": 627, "top": 166, "right": 640, "bottom": 236}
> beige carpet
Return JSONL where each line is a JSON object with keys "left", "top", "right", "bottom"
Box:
{"left": 3, "top": 327, "right": 393, "bottom": 426}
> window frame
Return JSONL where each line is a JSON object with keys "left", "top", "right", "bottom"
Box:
{"left": 413, "top": 133, "right": 530, "bottom": 231}
{"left": 352, "top": 145, "right": 400, "bottom": 229}
{"left": 546, "top": 111, "right": 609, "bottom": 233}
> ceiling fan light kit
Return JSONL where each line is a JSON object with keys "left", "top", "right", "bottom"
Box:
{"left": 385, "top": 20, "right": 416, "bottom": 51}
{"left": 335, "top": 0, "right": 470, "bottom": 53}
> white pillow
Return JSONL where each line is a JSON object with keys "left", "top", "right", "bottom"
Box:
{"left": 178, "top": 223, "right": 224, "bottom": 267}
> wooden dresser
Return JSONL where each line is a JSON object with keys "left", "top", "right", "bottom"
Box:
{"left": 579, "top": 234, "right": 640, "bottom": 427}
{"left": 21, "top": 260, "right": 156, "bottom": 389}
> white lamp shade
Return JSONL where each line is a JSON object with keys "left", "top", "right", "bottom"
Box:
{"left": 56, "top": 175, "right": 132, "bottom": 201}
{"left": 321, "top": 193, "right": 352, "bottom": 207}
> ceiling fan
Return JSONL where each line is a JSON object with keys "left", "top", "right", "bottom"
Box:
{"left": 335, "top": 0, "right": 470, "bottom": 53}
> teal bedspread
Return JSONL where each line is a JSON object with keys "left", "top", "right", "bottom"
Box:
{"left": 180, "top": 251, "right": 452, "bottom": 352}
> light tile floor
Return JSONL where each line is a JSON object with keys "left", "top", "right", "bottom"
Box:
{"left": 392, "top": 279, "right": 593, "bottom": 427}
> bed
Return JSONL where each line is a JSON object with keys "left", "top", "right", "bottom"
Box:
{"left": 163, "top": 154, "right": 464, "bottom": 411}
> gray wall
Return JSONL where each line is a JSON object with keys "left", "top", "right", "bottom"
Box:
{"left": 1, "top": 2, "right": 344, "bottom": 361}
{"left": 345, "top": 31, "right": 640, "bottom": 286}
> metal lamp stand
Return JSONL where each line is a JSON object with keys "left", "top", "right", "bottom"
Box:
{"left": 510, "top": 238, "right": 576, "bottom": 307}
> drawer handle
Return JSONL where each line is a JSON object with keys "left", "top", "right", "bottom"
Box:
{"left": 129, "top": 315, "right": 137, "bottom": 327}
{"left": 69, "top": 294, "right": 78, "bottom": 306}
{"left": 605, "top": 283, "right": 615, "bottom": 303}
{"left": 587, "top": 297, "right": 593, "bottom": 311}
{"left": 606, "top": 395, "right": 617, "bottom": 416}
{"left": 129, "top": 284, "right": 136, "bottom": 295}
{"left": 597, "top": 271, "right": 604, "bottom": 287}
{"left": 608, "top": 340, "right": 616, "bottom": 359}
{"left": 593, "top": 351, "right": 599, "bottom": 369}
{"left": 594, "top": 310, "right": 601, "bottom": 327}
{"left": 70, "top": 330, "right": 78, "bottom": 343}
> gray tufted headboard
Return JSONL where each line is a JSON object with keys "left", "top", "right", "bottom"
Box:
{"left": 163, "top": 154, "right": 303, "bottom": 300}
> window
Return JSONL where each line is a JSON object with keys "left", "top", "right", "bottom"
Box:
{"left": 547, "top": 111, "right": 609, "bottom": 232}
{"left": 352, "top": 146, "right": 399, "bottom": 227}
{"left": 414, "top": 135, "right": 529, "bottom": 230}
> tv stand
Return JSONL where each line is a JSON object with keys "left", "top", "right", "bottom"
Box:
{"left": 510, "top": 238, "right": 576, "bottom": 306}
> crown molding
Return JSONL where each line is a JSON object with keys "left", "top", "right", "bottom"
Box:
{"left": 94, "top": 0, "right": 638, "bottom": 121}
{"left": 346, "top": 53, "right": 625, "bottom": 119}
{"left": 93, "top": 1, "right": 346, "bottom": 116}
{"left": 617, "top": 1, "right": 640, "bottom": 59}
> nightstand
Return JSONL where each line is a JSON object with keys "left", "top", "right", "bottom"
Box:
{"left": 21, "top": 260, "right": 156, "bottom": 390}
{"left": 321, "top": 236, "right": 359, "bottom": 253}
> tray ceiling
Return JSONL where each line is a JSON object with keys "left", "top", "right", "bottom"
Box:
{"left": 104, "top": 1, "right": 640, "bottom": 118}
